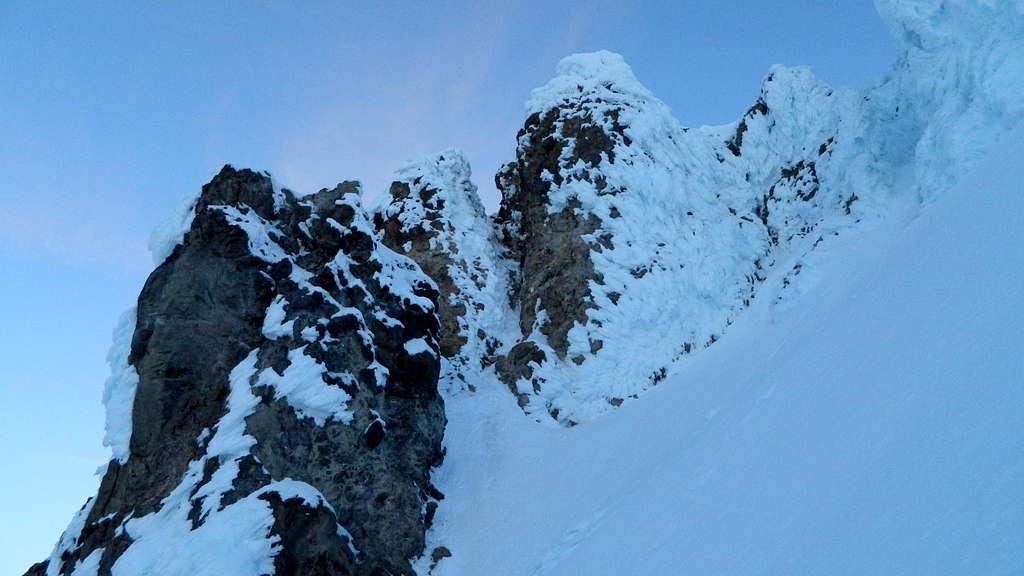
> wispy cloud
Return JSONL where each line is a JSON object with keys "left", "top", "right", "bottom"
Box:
{"left": 272, "top": 2, "right": 525, "bottom": 208}
{"left": 0, "top": 203, "right": 151, "bottom": 273}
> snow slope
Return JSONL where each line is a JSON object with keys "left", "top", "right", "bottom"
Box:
{"left": 421, "top": 127, "right": 1024, "bottom": 574}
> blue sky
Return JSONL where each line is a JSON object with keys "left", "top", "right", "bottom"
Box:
{"left": 0, "top": 2, "right": 896, "bottom": 571}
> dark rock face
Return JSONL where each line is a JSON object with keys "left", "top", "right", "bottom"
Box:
{"left": 43, "top": 169, "right": 282, "bottom": 575}
{"left": 118, "top": 169, "right": 278, "bottom": 516}
{"left": 34, "top": 167, "right": 445, "bottom": 576}
{"left": 23, "top": 561, "right": 47, "bottom": 576}
{"left": 495, "top": 104, "right": 621, "bottom": 360}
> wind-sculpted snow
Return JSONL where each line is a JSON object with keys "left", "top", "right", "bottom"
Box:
{"left": 873, "top": 0, "right": 1024, "bottom": 201}
{"left": 147, "top": 191, "right": 198, "bottom": 266}
{"left": 101, "top": 308, "right": 140, "bottom": 464}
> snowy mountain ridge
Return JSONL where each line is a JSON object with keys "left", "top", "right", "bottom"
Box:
{"left": 30, "top": 0, "right": 1023, "bottom": 574}
{"left": 460, "top": 0, "right": 1023, "bottom": 424}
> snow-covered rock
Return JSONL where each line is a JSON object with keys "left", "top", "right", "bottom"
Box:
{"left": 493, "top": 53, "right": 858, "bottom": 424}
{"left": 374, "top": 150, "right": 517, "bottom": 393}
{"left": 872, "top": 0, "right": 1024, "bottom": 201}
{"left": 37, "top": 167, "right": 446, "bottom": 576}
{"left": 489, "top": 0, "right": 1024, "bottom": 425}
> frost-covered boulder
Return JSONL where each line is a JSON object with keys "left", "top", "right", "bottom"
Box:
{"left": 34, "top": 166, "right": 445, "bottom": 576}
{"left": 374, "top": 150, "right": 516, "bottom": 392}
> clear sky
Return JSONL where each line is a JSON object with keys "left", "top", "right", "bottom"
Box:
{"left": 0, "top": 2, "right": 897, "bottom": 571}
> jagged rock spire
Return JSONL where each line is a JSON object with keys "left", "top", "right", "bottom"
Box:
{"left": 35, "top": 166, "right": 445, "bottom": 576}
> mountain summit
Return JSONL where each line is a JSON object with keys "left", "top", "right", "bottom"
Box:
{"left": 30, "top": 0, "right": 1024, "bottom": 574}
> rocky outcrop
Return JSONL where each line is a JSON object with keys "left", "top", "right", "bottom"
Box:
{"left": 34, "top": 167, "right": 445, "bottom": 576}
{"left": 491, "top": 52, "right": 873, "bottom": 424}
{"left": 374, "top": 150, "right": 513, "bottom": 392}
{"left": 494, "top": 111, "right": 608, "bottom": 359}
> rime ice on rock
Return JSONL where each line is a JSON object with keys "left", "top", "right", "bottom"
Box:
{"left": 495, "top": 52, "right": 814, "bottom": 423}
{"left": 490, "top": 0, "right": 1024, "bottom": 424}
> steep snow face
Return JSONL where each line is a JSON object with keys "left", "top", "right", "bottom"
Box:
{"left": 374, "top": 150, "right": 517, "bottom": 392}
{"left": 40, "top": 168, "right": 446, "bottom": 576}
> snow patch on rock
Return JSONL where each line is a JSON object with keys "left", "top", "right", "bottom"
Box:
{"left": 43, "top": 497, "right": 97, "bottom": 576}
{"left": 260, "top": 296, "right": 294, "bottom": 340}
{"left": 213, "top": 205, "right": 289, "bottom": 263}
{"left": 256, "top": 347, "right": 354, "bottom": 426}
